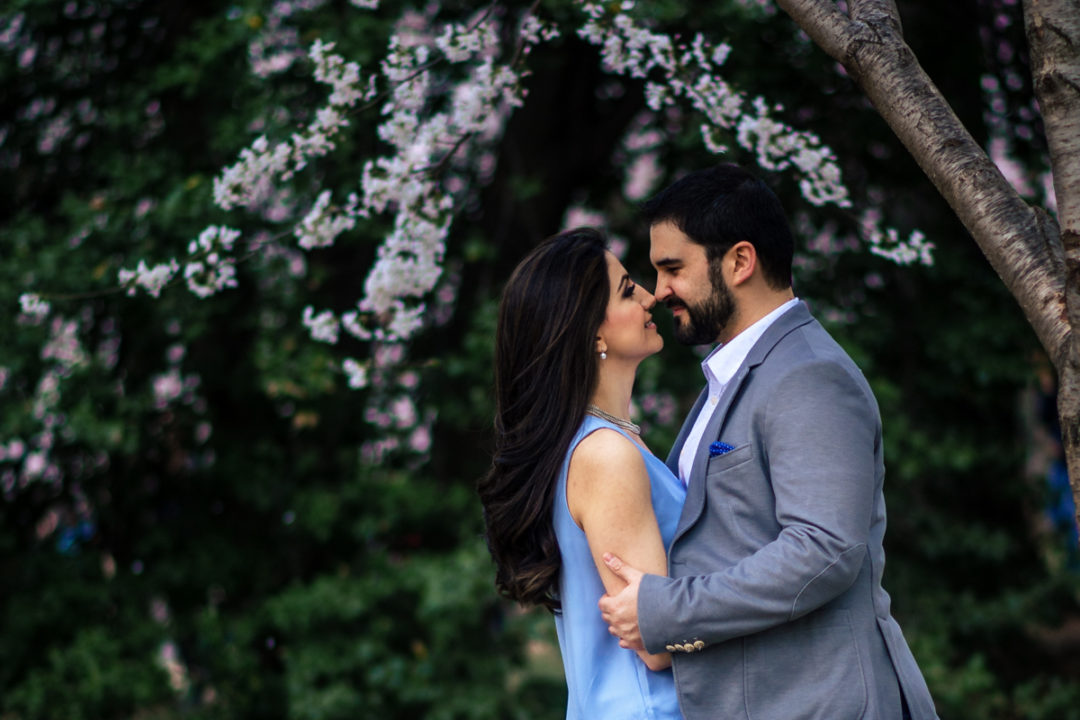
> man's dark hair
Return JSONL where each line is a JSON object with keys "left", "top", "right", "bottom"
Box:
{"left": 641, "top": 164, "right": 794, "bottom": 290}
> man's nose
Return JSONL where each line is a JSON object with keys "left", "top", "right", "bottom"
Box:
{"left": 653, "top": 276, "right": 672, "bottom": 302}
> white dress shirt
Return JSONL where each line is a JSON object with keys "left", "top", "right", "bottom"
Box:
{"left": 677, "top": 298, "right": 801, "bottom": 485}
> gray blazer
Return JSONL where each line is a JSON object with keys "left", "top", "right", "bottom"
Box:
{"left": 639, "top": 302, "right": 938, "bottom": 720}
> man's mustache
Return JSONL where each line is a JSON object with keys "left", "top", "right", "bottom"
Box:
{"left": 665, "top": 298, "right": 687, "bottom": 311}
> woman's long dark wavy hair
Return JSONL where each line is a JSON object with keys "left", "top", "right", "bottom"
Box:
{"left": 478, "top": 228, "right": 610, "bottom": 612}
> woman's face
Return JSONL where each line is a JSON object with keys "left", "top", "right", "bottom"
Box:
{"left": 596, "top": 251, "right": 663, "bottom": 363}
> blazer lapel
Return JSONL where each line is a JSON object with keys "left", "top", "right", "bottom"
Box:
{"left": 666, "top": 389, "right": 708, "bottom": 476}
{"left": 669, "top": 301, "right": 814, "bottom": 548}
{"left": 670, "top": 362, "right": 753, "bottom": 547}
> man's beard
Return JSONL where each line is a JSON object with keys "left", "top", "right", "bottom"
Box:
{"left": 669, "top": 262, "right": 735, "bottom": 346}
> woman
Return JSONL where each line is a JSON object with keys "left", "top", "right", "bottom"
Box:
{"left": 479, "top": 228, "right": 686, "bottom": 719}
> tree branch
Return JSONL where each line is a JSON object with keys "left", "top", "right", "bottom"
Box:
{"left": 779, "top": 0, "right": 1069, "bottom": 366}
{"left": 848, "top": 0, "right": 902, "bottom": 34}
{"left": 773, "top": 0, "right": 855, "bottom": 60}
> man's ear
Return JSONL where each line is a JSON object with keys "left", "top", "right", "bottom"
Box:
{"left": 728, "top": 241, "right": 757, "bottom": 286}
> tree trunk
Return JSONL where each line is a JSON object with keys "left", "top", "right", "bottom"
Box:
{"left": 777, "top": 0, "right": 1080, "bottom": 539}
{"left": 1023, "top": 0, "right": 1080, "bottom": 537}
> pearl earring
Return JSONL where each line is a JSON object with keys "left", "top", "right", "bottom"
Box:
{"left": 600, "top": 351, "right": 607, "bottom": 360}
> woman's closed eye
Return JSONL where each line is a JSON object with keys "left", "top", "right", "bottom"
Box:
{"left": 622, "top": 282, "right": 637, "bottom": 299}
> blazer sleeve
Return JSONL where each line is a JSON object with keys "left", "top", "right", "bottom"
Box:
{"left": 639, "top": 358, "right": 878, "bottom": 653}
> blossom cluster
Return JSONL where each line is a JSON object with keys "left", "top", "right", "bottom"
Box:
{"left": 118, "top": 259, "right": 179, "bottom": 298}
{"left": 118, "top": 226, "right": 242, "bottom": 299}
{"left": 576, "top": 1, "right": 850, "bottom": 209}
{"left": 18, "top": 293, "right": 51, "bottom": 325}
{"left": 860, "top": 209, "right": 935, "bottom": 266}
{"left": 184, "top": 226, "right": 241, "bottom": 298}
{"left": 123, "top": 7, "right": 556, "bottom": 365}
{"left": 214, "top": 40, "right": 376, "bottom": 212}
{"left": 351, "top": 14, "right": 530, "bottom": 343}
{"left": 283, "top": 9, "right": 557, "bottom": 353}
{"left": 617, "top": 112, "right": 665, "bottom": 202}
{"left": 244, "top": 0, "right": 331, "bottom": 79}
{"left": 356, "top": 344, "right": 435, "bottom": 463}
{"left": 295, "top": 190, "right": 364, "bottom": 249}
{"left": 0, "top": 310, "right": 91, "bottom": 495}
{"left": 150, "top": 339, "right": 205, "bottom": 416}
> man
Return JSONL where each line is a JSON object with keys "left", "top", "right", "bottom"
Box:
{"left": 598, "top": 165, "right": 938, "bottom": 719}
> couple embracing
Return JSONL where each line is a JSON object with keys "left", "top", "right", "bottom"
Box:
{"left": 479, "top": 165, "right": 938, "bottom": 720}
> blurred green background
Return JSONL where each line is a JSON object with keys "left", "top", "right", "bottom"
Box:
{"left": 2, "top": 1, "right": 1078, "bottom": 718}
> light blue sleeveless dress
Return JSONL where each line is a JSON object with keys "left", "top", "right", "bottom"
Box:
{"left": 552, "top": 415, "right": 687, "bottom": 720}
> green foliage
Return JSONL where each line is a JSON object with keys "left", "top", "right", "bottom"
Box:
{"left": 5, "top": 627, "right": 172, "bottom": 720}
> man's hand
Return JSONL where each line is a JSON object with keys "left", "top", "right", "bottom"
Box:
{"left": 597, "top": 552, "right": 646, "bottom": 651}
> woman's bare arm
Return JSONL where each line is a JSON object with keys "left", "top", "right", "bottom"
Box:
{"left": 567, "top": 428, "right": 671, "bottom": 671}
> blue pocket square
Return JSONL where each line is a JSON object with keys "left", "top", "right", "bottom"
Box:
{"left": 709, "top": 441, "right": 736, "bottom": 457}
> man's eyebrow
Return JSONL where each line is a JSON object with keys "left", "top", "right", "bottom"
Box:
{"left": 653, "top": 257, "right": 681, "bottom": 269}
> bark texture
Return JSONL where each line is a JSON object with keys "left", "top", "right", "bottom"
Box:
{"left": 1024, "top": 0, "right": 1080, "bottom": 540}
{"left": 777, "top": 0, "right": 1080, "bottom": 538}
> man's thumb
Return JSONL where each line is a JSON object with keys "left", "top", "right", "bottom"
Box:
{"left": 603, "top": 552, "right": 642, "bottom": 582}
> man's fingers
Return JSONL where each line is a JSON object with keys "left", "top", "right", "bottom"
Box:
{"left": 603, "top": 552, "right": 644, "bottom": 583}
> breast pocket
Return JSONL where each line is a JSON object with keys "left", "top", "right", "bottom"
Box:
{"left": 705, "top": 442, "right": 754, "bottom": 476}
{"left": 704, "top": 443, "right": 768, "bottom": 545}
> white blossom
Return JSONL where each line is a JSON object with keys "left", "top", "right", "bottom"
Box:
{"left": 302, "top": 306, "right": 340, "bottom": 344}
{"left": 623, "top": 151, "right": 662, "bottom": 201}
{"left": 390, "top": 395, "right": 417, "bottom": 428}
{"left": 343, "top": 358, "right": 369, "bottom": 388}
{"left": 861, "top": 209, "right": 935, "bottom": 266}
{"left": 23, "top": 451, "right": 47, "bottom": 480}
{"left": 385, "top": 304, "right": 426, "bottom": 340}
{"left": 184, "top": 259, "right": 238, "bottom": 299}
{"left": 118, "top": 260, "right": 180, "bottom": 298}
{"left": 18, "top": 293, "right": 51, "bottom": 324}
{"left": 342, "top": 310, "right": 373, "bottom": 340}
{"left": 520, "top": 15, "right": 560, "bottom": 45}
{"left": 295, "top": 190, "right": 362, "bottom": 249}
{"left": 563, "top": 205, "right": 607, "bottom": 230}
{"left": 152, "top": 369, "right": 184, "bottom": 409}
{"left": 41, "top": 318, "right": 87, "bottom": 373}
{"left": 4, "top": 439, "right": 26, "bottom": 461}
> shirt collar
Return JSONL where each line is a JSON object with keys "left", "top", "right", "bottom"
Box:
{"left": 702, "top": 297, "right": 801, "bottom": 393}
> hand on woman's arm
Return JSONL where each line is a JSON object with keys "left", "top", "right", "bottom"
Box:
{"left": 567, "top": 429, "right": 671, "bottom": 671}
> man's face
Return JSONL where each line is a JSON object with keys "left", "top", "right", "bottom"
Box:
{"left": 649, "top": 221, "right": 735, "bottom": 346}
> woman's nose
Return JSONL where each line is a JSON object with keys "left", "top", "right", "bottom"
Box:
{"left": 640, "top": 288, "right": 656, "bottom": 309}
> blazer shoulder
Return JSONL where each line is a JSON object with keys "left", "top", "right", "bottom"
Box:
{"left": 763, "top": 321, "right": 862, "bottom": 376}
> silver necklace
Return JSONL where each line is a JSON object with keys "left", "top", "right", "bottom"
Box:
{"left": 586, "top": 404, "right": 641, "bottom": 435}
